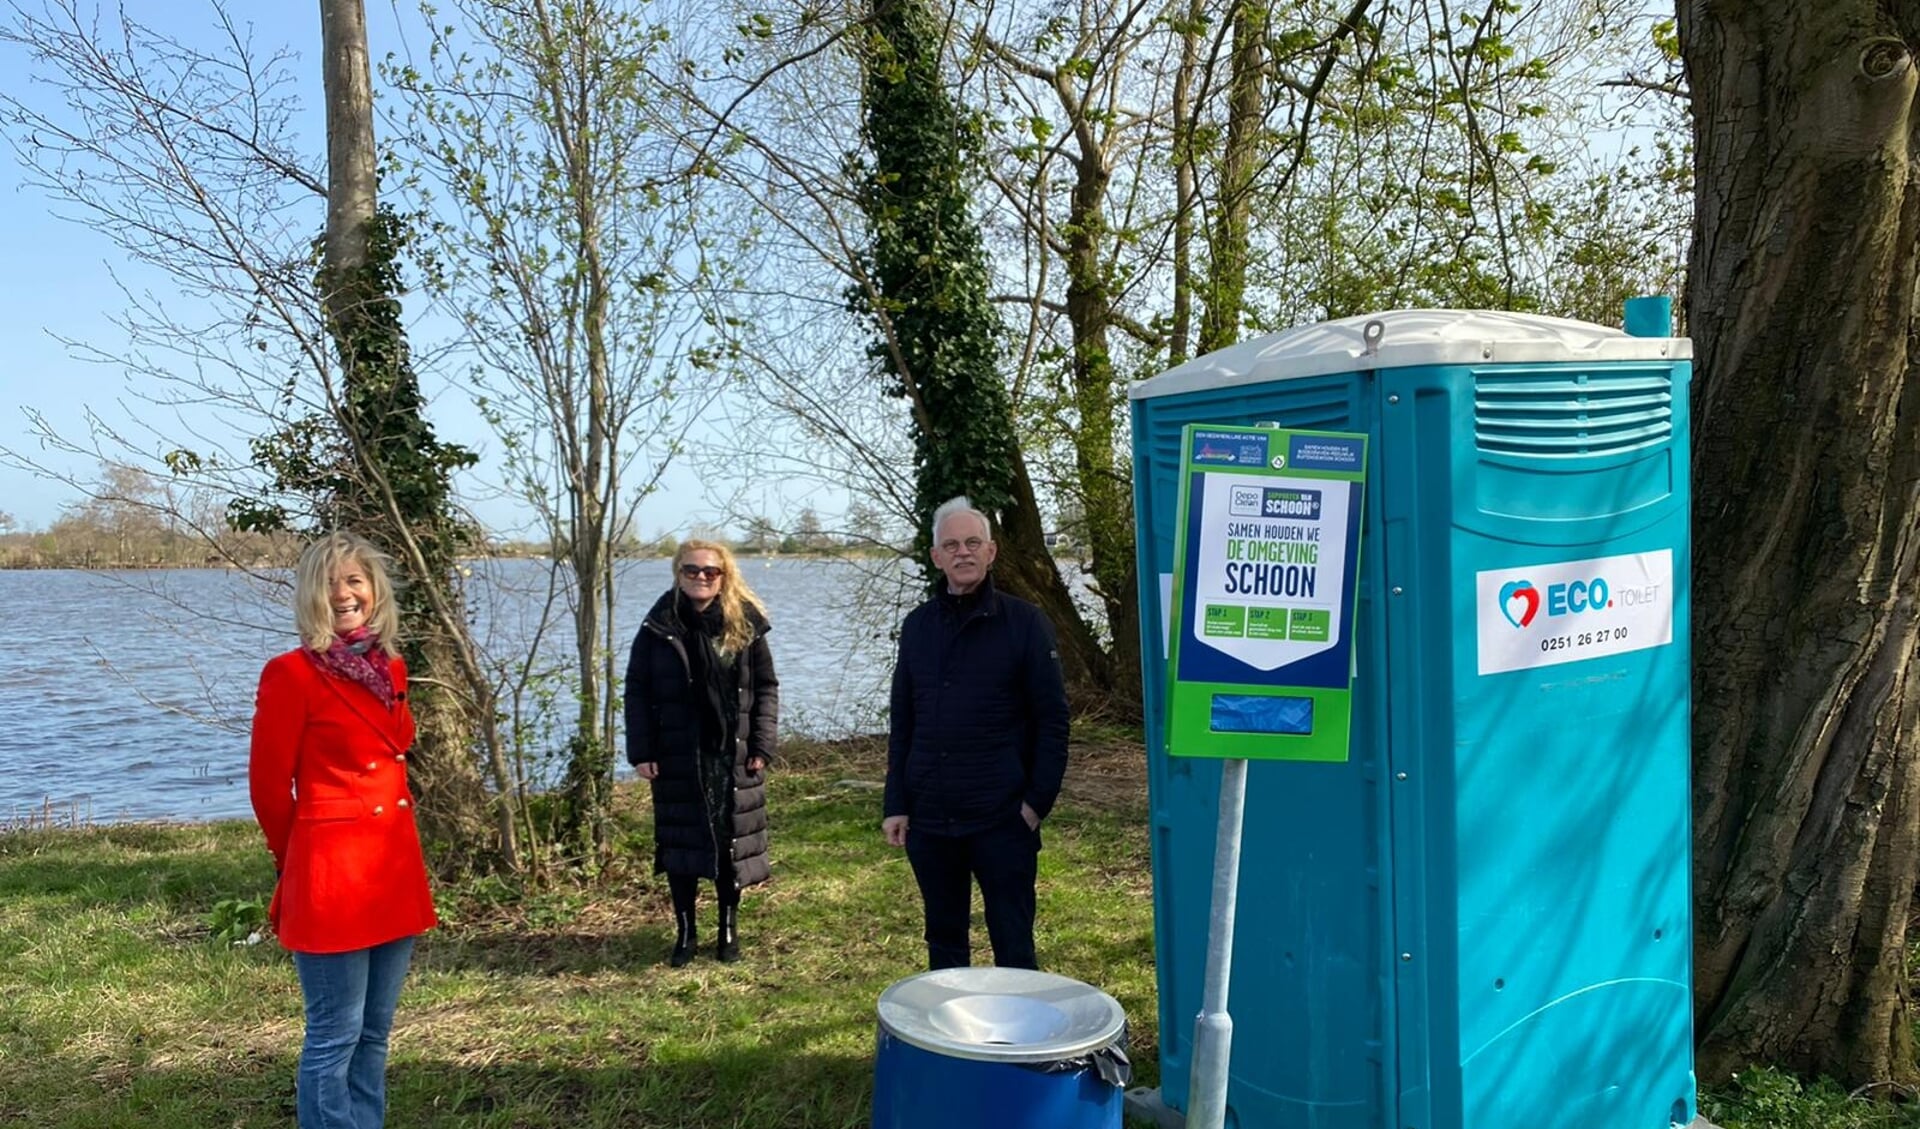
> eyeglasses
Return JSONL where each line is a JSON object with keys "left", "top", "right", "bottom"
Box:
{"left": 679, "top": 564, "right": 724, "bottom": 580}
{"left": 938, "top": 537, "right": 988, "bottom": 554}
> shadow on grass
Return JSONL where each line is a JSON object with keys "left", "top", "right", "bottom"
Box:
{"left": 393, "top": 1046, "right": 877, "bottom": 1128}
{"left": 3, "top": 1044, "right": 880, "bottom": 1129}
{"left": 419, "top": 877, "right": 798, "bottom": 976}
{"left": 418, "top": 920, "right": 680, "bottom": 976}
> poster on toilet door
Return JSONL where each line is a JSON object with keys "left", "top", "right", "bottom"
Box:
{"left": 1166, "top": 424, "right": 1367, "bottom": 762}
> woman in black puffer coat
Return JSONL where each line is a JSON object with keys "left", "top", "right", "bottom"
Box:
{"left": 624, "top": 539, "right": 778, "bottom": 965}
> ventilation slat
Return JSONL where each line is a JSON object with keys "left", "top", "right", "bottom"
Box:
{"left": 1475, "top": 367, "right": 1672, "bottom": 457}
{"left": 1147, "top": 390, "right": 1354, "bottom": 462}
{"left": 1478, "top": 392, "right": 1671, "bottom": 414}
{"left": 1479, "top": 408, "right": 1671, "bottom": 432}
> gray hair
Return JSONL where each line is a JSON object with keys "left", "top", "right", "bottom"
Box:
{"left": 930, "top": 496, "right": 992, "bottom": 544}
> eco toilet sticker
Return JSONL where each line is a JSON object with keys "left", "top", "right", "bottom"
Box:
{"left": 1167, "top": 425, "right": 1367, "bottom": 762}
{"left": 1475, "top": 549, "right": 1674, "bottom": 675}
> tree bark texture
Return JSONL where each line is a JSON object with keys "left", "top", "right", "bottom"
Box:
{"left": 1197, "top": 0, "right": 1265, "bottom": 356}
{"left": 541, "top": 0, "right": 618, "bottom": 859}
{"left": 404, "top": 642, "right": 505, "bottom": 874}
{"left": 1682, "top": 0, "right": 1920, "bottom": 1085}
{"left": 318, "top": 0, "right": 504, "bottom": 872}
{"left": 319, "top": 0, "right": 376, "bottom": 281}
{"left": 992, "top": 446, "right": 1116, "bottom": 702}
{"left": 1058, "top": 91, "right": 1141, "bottom": 717}
{"left": 858, "top": 0, "right": 1114, "bottom": 703}
{"left": 1167, "top": 0, "right": 1206, "bottom": 369}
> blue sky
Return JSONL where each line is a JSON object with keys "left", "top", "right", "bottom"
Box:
{"left": 0, "top": 1, "right": 757, "bottom": 539}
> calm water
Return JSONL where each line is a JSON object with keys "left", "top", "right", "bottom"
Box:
{"left": 0, "top": 557, "right": 914, "bottom": 824}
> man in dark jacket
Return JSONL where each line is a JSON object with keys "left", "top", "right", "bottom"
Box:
{"left": 882, "top": 496, "right": 1070, "bottom": 970}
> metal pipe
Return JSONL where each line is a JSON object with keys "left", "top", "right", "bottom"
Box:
{"left": 1185, "top": 756, "right": 1249, "bottom": 1129}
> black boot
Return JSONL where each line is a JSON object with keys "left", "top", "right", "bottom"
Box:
{"left": 716, "top": 903, "right": 740, "bottom": 963}
{"left": 670, "top": 911, "right": 697, "bottom": 967}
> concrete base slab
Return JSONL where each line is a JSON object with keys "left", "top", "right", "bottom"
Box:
{"left": 1121, "top": 1087, "right": 1723, "bottom": 1129}
{"left": 1122, "top": 1087, "right": 1183, "bottom": 1128}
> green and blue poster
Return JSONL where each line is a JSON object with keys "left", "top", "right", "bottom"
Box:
{"left": 1166, "top": 425, "right": 1368, "bottom": 761}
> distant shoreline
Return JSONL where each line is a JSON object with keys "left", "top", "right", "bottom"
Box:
{"left": 0, "top": 547, "right": 912, "bottom": 572}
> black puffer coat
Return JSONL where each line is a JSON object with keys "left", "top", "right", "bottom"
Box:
{"left": 623, "top": 589, "right": 778, "bottom": 887}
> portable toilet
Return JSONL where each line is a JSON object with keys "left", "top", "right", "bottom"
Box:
{"left": 1128, "top": 307, "right": 1700, "bottom": 1129}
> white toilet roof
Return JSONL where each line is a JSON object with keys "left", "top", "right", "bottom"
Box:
{"left": 1130, "top": 308, "right": 1691, "bottom": 401}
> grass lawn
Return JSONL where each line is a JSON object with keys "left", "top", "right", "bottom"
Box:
{"left": 0, "top": 735, "right": 1157, "bottom": 1128}
{"left": 5, "top": 730, "right": 1915, "bottom": 1129}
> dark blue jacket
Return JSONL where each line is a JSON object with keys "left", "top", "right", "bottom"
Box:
{"left": 884, "top": 575, "right": 1070, "bottom": 836}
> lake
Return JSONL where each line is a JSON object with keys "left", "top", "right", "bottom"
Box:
{"left": 0, "top": 557, "right": 918, "bottom": 824}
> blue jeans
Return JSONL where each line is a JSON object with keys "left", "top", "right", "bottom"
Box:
{"left": 291, "top": 936, "right": 415, "bottom": 1129}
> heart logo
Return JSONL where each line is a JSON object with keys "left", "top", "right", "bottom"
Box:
{"left": 1498, "top": 580, "right": 1540, "bottom": 629}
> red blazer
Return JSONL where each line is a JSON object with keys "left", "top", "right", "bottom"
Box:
{"left": 249, "top": 648, "right": 438, "bottom": 954}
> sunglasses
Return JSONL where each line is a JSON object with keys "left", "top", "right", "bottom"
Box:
{"left": 679, "top": 564, "right": 724, "bottom": 580}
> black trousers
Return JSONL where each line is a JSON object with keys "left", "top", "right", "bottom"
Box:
{"left": 905, "top": 813, "right": 1041, "bottom": 971}
{"left": 667, "top": 871, "right": 737, "bottom": 915}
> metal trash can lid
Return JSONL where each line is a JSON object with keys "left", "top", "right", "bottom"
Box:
{"left": 877, "top": 968, "right": 1126, "bottom": 1064}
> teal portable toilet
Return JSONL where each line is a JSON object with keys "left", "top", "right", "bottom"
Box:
{"left": 1128, "top": 307, "right": 1702, "bottom": 1129}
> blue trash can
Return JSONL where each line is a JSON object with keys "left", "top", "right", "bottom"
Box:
{"left": 871, "top": 968, "right": 1130, "bottom": 1129}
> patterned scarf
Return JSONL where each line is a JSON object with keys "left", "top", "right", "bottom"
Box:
{"left": 305, "top": 626, "right": 396, "bottom": 709}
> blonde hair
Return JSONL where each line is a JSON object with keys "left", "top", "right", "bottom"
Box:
{"left": 673, "top": 538, "right": 766, "bottom": 655}
{"left": 294, "top": 531, "right": 401, "bottom": 655}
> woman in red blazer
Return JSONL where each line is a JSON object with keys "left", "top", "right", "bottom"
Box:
{"left": 250, "top": 531, "right": 436, "bottom": 1129}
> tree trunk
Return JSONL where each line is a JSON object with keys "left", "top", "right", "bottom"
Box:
{"left": 403, "top": 639, "right": 503, "bottom": 874}
{"left": 991, "top": 446, "right": 1113, "bottom": 702}
{"left": 1057, "top": 99, "right": 1139, "bottom": 717}
{"left": 1197, "top": 0, "right": 1265, "bottom": 355}
{"left": 562, "top": 183, "right": 614, "bottom": 860}
{"left": 535, "top": 0, "right": 618, "bottom": 861}
{"left": 1682, "top": 0, "right": 1920, "bottom": 1085}
{"left": 1167, "top": 0, "right": 1206, "bottom": 369}
{"left": 317, "top": 0, "right": 505, "bottom": 872}
{"left": 319, "top": 0, "right": 375, "bottom": 286}
{"left": 857, "top": 0, "right": 1118, "bottom": 706}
